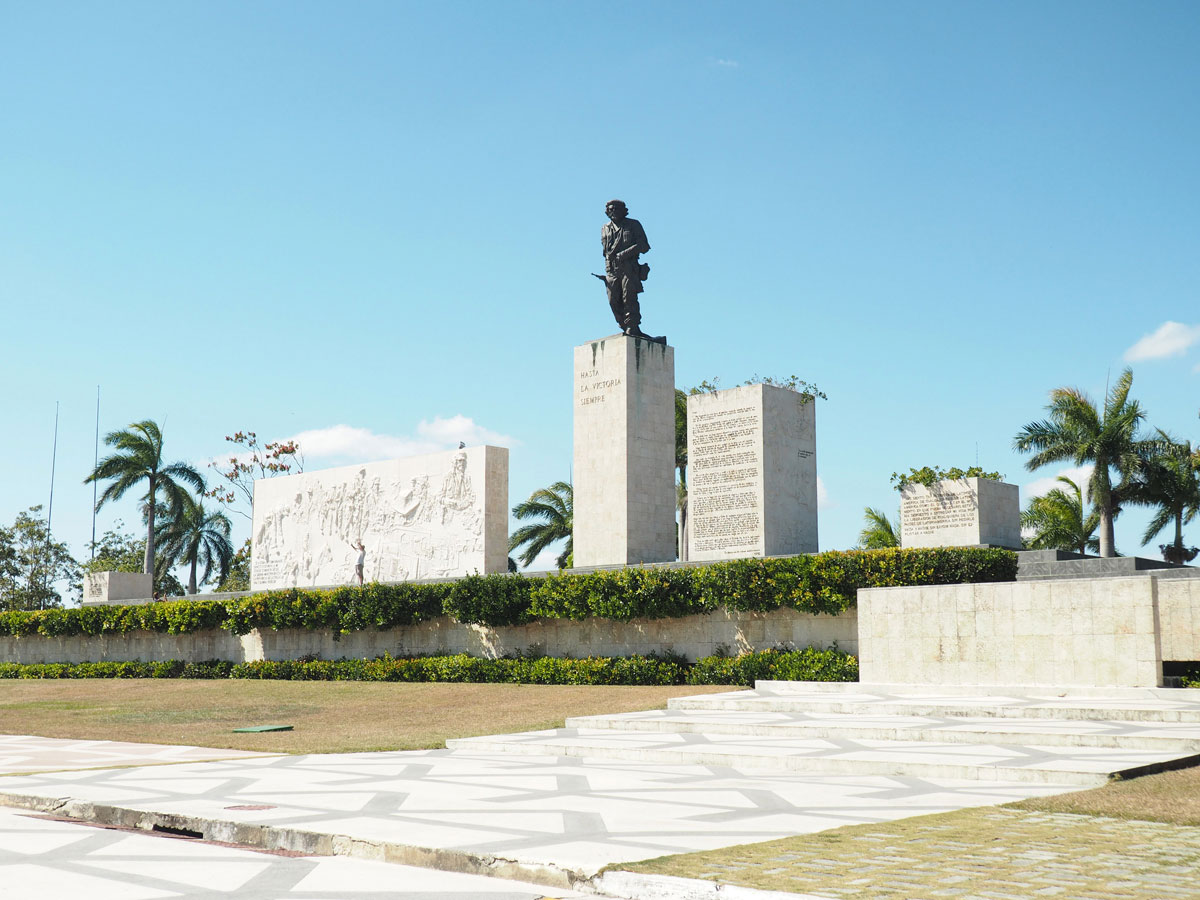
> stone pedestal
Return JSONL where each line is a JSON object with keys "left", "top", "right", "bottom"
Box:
{"left": 573, "top": 335, "right": 676, "bottom": 566}
{"left": 82, "top": 571, "right": 154, "bottom": 606}
{"left": 686, "top": 383, "right": 818, "bottom": 560}
{"left": 899, "top": 477, "right": 1020, "bottom": 549}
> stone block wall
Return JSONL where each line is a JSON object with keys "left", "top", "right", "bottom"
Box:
{"left": 0, "top": 608, "right": 856, "bottom": 666}
{"left": 1157, "top": 576, "right": 1200, "bottom": 661}
{"left": 858, "top": 577, "right": 1163, "bottom": 687}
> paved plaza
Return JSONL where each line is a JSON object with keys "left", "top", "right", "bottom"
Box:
{"left": 0, "top": 804, "right": 588, "bottom": 900}
{"left": 1, "top": 683, "right": 1198, "bottom": 898}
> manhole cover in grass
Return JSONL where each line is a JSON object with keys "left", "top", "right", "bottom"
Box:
{"left": 232, "top": 724, "right": 294, "bottom": 733}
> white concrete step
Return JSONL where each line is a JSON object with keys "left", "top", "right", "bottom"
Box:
{"left": 445, "top": 727, "right": 1185, "bottom": 786}
{"left": 669, "top": 686, "right": 1200, "bottom": 723}
{"left": 564, "top": 708, "right": 1200, "bottom": 752}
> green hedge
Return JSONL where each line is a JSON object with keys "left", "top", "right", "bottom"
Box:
{"left": 0, "top": 547, "right": 1015, "bottom": 639}
{"left": 0, "top": 647, "right": 858, "bottom": 686}
{"left": 686, "top": 646, "right": 859, "bottom": 685}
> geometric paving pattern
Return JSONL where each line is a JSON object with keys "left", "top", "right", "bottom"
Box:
{"left": 451, "top": 685, "right": 1200, "bottom": 787}
{"left": 3, "top": 684, "right": 1197, "bottom": 892}
{"left": 0, "top": 748, "right": 1073, "bottom": 880}
{"left": 0, "top": 734, "right": 276, "bottom": 776}
{"left": 0, "top": 804, "right": 581, "bottom": 899}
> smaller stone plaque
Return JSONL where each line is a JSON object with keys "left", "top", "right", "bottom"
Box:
{"left": 899, "top": 477, "right": 1020, "bottom": 549}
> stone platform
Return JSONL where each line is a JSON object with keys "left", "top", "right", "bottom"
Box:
{"left": 450, "top": 682, "right": 1200, "bottom": 787}
{"left": 2, "top": 683, "right": 1197, "bottom": 892}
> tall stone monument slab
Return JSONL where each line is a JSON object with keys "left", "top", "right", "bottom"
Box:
{"left": 573, "top": 335, "right": 676, "bottom": 566}
{"left": 251, "top": 445, "right": 508, "bottom": 590}
{"left": 686, "top": 383, "right": 818, "bottom": 560}
{"left": 899, "top": 477, "right": 1020, "bottom": 549}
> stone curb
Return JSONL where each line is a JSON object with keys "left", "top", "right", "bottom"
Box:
{"left": 0, "top": 791, "right": 584, "bottom": 891}
{"left": 594, "top": 870, "right": 824, "bottom": 900}
{"left": 0, "top": 790, "right": 830, "bottom": 898}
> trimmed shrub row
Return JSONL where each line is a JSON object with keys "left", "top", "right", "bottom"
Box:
{"left": 0, "top": 647, "right": 858, "bottom": 687}
{"left": 0, "top": 547, "right": 1016, "bottom": 639}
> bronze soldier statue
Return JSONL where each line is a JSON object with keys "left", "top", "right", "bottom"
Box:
{"left": 596, "top": 200, "right": 663, "bottom": 343}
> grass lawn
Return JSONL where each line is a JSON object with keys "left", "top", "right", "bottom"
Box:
{"left": 622, "top": 767, "right": 1200, "bottom": 899}
{"left": 0, "top": 680, "right": 728, "bottom": 755}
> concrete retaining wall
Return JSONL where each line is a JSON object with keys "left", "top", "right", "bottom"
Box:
{"left": 1158, "top": 576, "right": 1200, "bottom": 662}
{"left": 858, "top": 576, "right": 1165, "bottom": 687}
{"left": 0, "top": 607, "right": 856, "bottom": 665}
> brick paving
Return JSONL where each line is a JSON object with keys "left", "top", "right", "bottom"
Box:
{"left": 627, "top": 808, "right": 1200, "bottom": 899}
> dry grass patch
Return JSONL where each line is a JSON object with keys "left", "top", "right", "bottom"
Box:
{"left": 621, "top": 804, "right": 1200, "bottom": 899}
{"left": 1009, "top": 764, "right": 1200, "bottom": 825}
{"left": 0, "top": 680, "right": 727, "bottom": 755}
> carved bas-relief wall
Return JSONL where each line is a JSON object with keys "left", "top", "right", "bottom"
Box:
{"left": 687, "top": 383, "right": 818, "bottom": 561}
{"left": 251, "top": 446, "right": 508, "bottom": 590}
{"left": 899, "top": 477, "right": 1020, "bottom": 549}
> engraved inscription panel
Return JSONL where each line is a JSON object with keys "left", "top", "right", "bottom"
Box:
{"left": 690, "top": 404, "right": 763, "bottom": 555}
{"left": 900, "top": 480, "right": 981, "bottom": 547}
{"left": 251, "top": 448, "right": 490, "bottom": 590}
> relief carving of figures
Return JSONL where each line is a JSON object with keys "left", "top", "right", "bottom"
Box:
{"left": 251, "top": 449, "right": 490, "bottom": 590}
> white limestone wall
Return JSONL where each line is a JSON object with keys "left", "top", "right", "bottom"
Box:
{"left": 0, "top": 608, "right": 856, "bottom": 665}
{"left": 1157, "top": 576, "right": 1200, "bottom": 661}
{"left": 573, "top": 335, "right": 676, "bottom": 566}
{"left": 858, "top": 577, "right": 1163, "bottom": 687}
{"left": 0, "top": 630, "right": 251, "bottom": 665}
{"left": 251, "top": 445, "right": 508, "bottom": 590}
{"left": 900, "top": 478, "right": 1020, "bottom": 549}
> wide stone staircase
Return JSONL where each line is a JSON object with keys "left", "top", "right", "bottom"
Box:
{"left": 448, "top": 681, "right": 1200, "bottom": 787}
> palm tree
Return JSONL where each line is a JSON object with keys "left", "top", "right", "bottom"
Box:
{"left": 1123, "top": 432, "right": 1200, "bottom": 564}
{"left": 858, "top": 507, "right": 900, "bottom": 549}
{"left": 1021, "top": 476, "right": 1100, "bottom": 555}
{"left": 675, "top": 388, "right": 689, "bottom": 561}
{"left": 1013, "top": 368, "right": 1151, "bottom": 558}
{"left": 508, "top": 481, "right": 573, "bottom": 569}
{"left": 84, "top": 420, "right": 205, "bottom": 576}
{"left": 155, "top": 494, "right": 234, "bottom": 594}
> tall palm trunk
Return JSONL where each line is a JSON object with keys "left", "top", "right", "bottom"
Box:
{"left": 188, "top": 556, "right": 198, "bottom": 595}
{"left": 1174, "top": 512, "right": 1184, "bottom": 559}
{"left": 144, "top": 476, "right": 157, "bottom": 575}
{"left": 1098, "top": 506, "right": 1116, "bottom": 558}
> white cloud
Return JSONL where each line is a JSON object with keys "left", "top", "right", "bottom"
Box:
{"left": 713, "top": 58, "right": 739, "bottom": 68}
{"left": 1123, "top": 321, "right": 1200, "bottom": 362}
{"left": 817, "top": 476, "right": 833, "bottom": 510}
{"left": 287, "top": 417, "right": 516, "bottom": 466}
{"left": 1023, "top": 465, "right": 1093, "bottom": 502}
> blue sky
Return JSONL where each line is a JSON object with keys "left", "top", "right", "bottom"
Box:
{"left": 2, "top": 1, "right": 1198, "bottom": 592}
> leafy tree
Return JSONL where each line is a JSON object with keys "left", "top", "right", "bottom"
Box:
{"left": 84, "top": 420, "right": 206, "bottom": 575}
{"left": 1020, "top": 476, "right": 1100, "bottom": 555}
{"left": 509, "top": 481, "right": 573, "bottom": 569}
{"left": 0, "top": 506, "right": 80, "bottom": 611}
{"left": 1123, "top": 432, "right": 1200, "bottom": 564}
{"left": 858, "top": 507, "right": 901, "bottom": 549}
{"left": 1013, "top": 368, "right": 1152, "bottom": 558}
{"left": 675, "top": 388, "right": 689, "bottom": 561}
{"left": 82, "top": 523, "right": 185, "bottom": 596}
{"left": 206, "top": 430, "right": 303, "bottom": 521}
{"left": 155, "top": 495, "right": 235, "bottom": 594}
{"left": 214, "top": 539, "right": 252, "bottom": 592}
